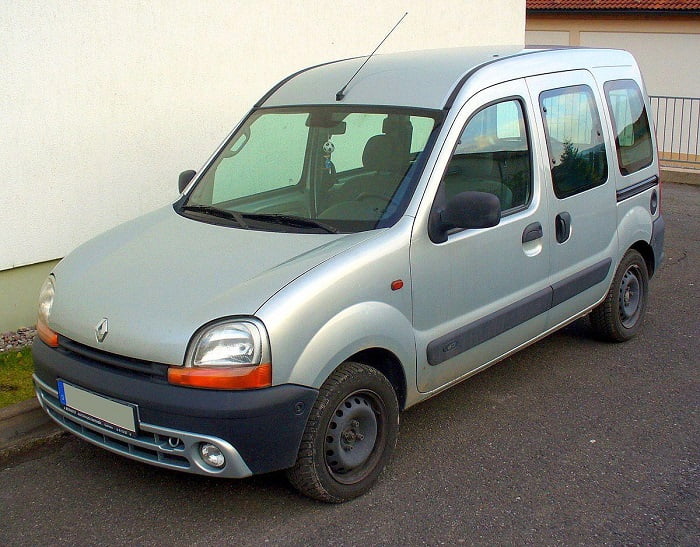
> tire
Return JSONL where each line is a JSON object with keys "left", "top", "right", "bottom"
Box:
{"left": 590, "top": 249, "right": 649, "bottom": 342}
{"left": 286, "top": 361, "right": 400, "bottom": 503}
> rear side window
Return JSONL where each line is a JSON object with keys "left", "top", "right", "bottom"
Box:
{"left": 442, "top": 99, "right": 532, "bottom": 213}
{"left": 604, "top": 80, "right": 654, "bottom": 175}
{"left": 540, "top": 85, "right": 608, "bottom": 199}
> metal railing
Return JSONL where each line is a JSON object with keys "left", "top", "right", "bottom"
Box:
{"left": 650, "top": 96, "right": 700, "bottom": 168}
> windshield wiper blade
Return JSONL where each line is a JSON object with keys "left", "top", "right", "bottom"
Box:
{"left": 240, "top": 213, "right": 338, "bottom": 234}
{"left": 181, "top": 205, "right": 249, "bottom": 228}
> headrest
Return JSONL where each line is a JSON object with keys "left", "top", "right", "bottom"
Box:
{"left": 362, "top": 135, "right": 408, "bottom": 172}
{"left": 383, "top": 115, "right": 412, "bottom": 136}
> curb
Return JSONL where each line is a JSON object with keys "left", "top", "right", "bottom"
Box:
{"left": 661, "top": 166, "right": 700, "bottom": 185}
{"left": 0, "top": 397, "right": 61, "bottom": 453}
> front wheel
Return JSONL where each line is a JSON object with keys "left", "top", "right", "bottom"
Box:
{"left": 286, "top": 362, "right": 400, "bottom": 503}
{"left": 590, "top": 249, "right": 649, "bottom": 342}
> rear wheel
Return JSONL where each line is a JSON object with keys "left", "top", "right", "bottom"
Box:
{"left": 286, "top": 361, "right": 399, "bottom": 503}
{"left": 590, "top": 249, "right": 649, "bottom": 342}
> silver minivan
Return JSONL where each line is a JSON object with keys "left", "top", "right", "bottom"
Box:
{"left": 33, "top": 46, "right": 664, "bottom": 502}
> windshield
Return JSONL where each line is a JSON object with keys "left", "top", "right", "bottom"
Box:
{"left": 179, "top": 106, "right": 440, "bottom": 233}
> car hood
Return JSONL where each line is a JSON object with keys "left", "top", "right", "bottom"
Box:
{"left": 50, "top": 206, "right": 378, "bottom": 364}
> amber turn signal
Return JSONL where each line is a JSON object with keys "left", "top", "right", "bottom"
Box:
{"left": 168, "top": 363, "right": 272, "bottom": 390}
{"left": 37, "top": 318, "right": 59, "bottom": 347}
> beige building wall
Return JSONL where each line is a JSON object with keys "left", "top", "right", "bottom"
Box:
{"left": 526, "top": 16, "right": 700, "bottom": 96}
{"left": 0, "top": 0, "right": 525, "bottom": 331}
{"left": 0, "top": 260, "right": 60, "bottom": 333}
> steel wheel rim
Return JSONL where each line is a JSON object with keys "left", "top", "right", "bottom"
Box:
{"left": 619, "top": 265, "right": 642, "bottom": 328}
{"left": 324, "top": 390, "right": 386, "bottom": 485}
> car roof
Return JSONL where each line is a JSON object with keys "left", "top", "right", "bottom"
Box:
{"left": 258, "top": 46, "right": 637, "bottom": 111}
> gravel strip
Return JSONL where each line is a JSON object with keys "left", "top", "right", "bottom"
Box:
{"left": 0, "top": 327, "right": 37, "bottom": 354}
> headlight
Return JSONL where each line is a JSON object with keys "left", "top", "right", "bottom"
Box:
{"left": 38, "top": 275, "right": 55, "bottom": 324}
{"left": 168, "top": 319, "right": 272, "bottom": 390}
{"left": 37, "top": 275, "right": 58, "bottom": 347}
{"left": 190, "top": 321, "right": 263, "bottom": 367}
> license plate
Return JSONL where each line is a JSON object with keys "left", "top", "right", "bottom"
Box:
{"left": 57, "top": 380, "right": 137, "bottom": 437}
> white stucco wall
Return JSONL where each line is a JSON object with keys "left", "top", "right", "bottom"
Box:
{"left": 525, "top": 30, "right": 571, "bottom": 46}
{"left": 580, "top": 31, "right": 700, "bottom": 97}
{"left": 525, "top": 24, "right": 700, "bottom": 97}
{"left": 0, "top": 0, "right": 524, "bottom": 271}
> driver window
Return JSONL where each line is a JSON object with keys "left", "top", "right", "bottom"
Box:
{"left": 443, "top": 99, "right": 532, "bottom": 213}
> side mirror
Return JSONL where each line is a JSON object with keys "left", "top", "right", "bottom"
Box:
{"left": 429, "top": 191, "right": 501, "bottom": 243}
{"left": 178, "top": 170, "right": 196, "bottom": 193}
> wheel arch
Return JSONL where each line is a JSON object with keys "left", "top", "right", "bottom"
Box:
{"left": 630, "top": 239, "right": 656, "bottom": 278}
{"left": 616, "top": 204, "right": 655, "bottom": 276}
{"left": 283, "top": 301, "right": 416, "bottom": 407}
{"left": 348, "top": 348, "right": 407, "bottom": 410}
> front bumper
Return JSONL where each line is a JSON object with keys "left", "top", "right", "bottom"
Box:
{"left": 33, "top": 338, "right": 318, "bottom": 477}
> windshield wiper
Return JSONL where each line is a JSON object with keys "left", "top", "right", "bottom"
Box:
{"left": 239, "top": 213, "right": 338, "bottom": 234}
{"left": 181, "top": 205, "right": 249, "bottom": 228}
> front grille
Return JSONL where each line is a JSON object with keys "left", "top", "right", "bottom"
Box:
{"left": 57, "top": 335, "right": 169, "bottom": 382}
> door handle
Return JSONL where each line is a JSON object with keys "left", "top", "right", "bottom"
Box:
{"left": 522, "top": 222, "right": 543, "bottom": 243}
{"left": 556, "top": 212, "right": 571, "bottom": 243}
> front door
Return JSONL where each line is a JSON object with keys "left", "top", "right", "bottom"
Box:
{"left": 411, "top": 80, "right": 550, "bottom": 393}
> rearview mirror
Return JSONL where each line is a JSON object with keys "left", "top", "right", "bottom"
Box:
{"left": 306, "top": 112, "right": 347, "bottom": 134}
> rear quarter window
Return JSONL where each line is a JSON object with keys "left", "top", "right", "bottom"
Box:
{"left": 604, "top": 80, "right": 654, "bottom": 176}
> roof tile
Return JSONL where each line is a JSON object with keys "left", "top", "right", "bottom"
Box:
{"left": 527, "top": 1, "right": 700, "bottom": 10}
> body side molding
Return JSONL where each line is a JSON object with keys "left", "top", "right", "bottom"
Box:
{"left": 427, "top": 258, "right": 612, "bottom": 366}
{"left": 616, "top": 175, "right": 658, "bottom": 202}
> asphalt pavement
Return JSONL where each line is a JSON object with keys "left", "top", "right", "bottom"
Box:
{"left": 1, "top": 183, "right": 698, "bottom": 545}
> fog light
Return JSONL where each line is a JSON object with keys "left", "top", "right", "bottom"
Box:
{"left": 199, "top": 443, "right": 225, "bottom": 468}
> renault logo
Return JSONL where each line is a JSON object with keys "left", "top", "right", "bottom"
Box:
{"left": 95, "top": 318, "right": 109, "bottom": 343}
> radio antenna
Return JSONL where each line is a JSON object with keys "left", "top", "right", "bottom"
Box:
{"left": 335, "top": 12, "right": 408, "bottom": 102}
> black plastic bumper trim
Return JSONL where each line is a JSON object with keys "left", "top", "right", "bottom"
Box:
{"left": 651, "top": 214, "right": 665, "bottom": 276}
{"left": 32, "top": 339, "right": 318, "bottom": 475}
